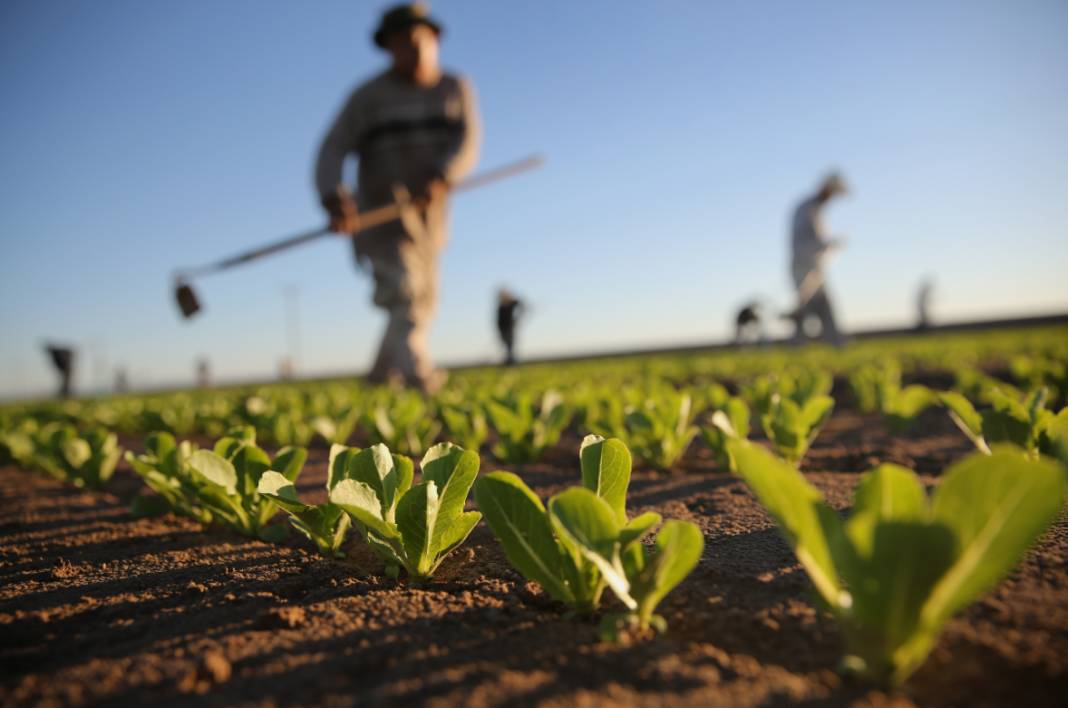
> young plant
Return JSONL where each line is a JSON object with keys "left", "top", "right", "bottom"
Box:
{"left": 759, "top": 394, "right": 834, "bottom": 464}
{"left": 476, "top": 436, "right": 703, "bottom": 634}
{"left": 621, "top": 390, "right": 700, "bottom": 469}
{"left": 257, "top": 466, "right": 351, "bottom": 558}
{"left": 310, "top": 405, "right": 361, "bottom": 446}
{"left": 328, "top": 442, "right": 481, "bottom": 581}
{"left": 439, "top": 402, "right": 489, "bottom": 452}
{"left": 181, "top": 427, "right": 307, "bottom": 540}
{"left": 939, "top": 387, "right": 1065, "bottom": 458}
{"left": 699, "top": 396, "right": 750, "bottom": 471}
{"left": 728, "top": 439, "right": 1065, "bottom": 685}
{"left": 366, "top": 393, "right": 442, "bottom": 456}
{"left": 32, "top": 424, "right": 121, "bottom": 489}
{"left": 486, "top": 390, "right": 571, "bottom": 463}
{"left": 125, "top": 431, "right": 212, "bottom": 522}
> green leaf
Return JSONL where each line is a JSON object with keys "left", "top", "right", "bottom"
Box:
{"left": 728, "top": 440, "right": 844, "bottom": 607}
{"left": 837, "top": 520, "right": 957, "bottom": 685}
{"left": 188, "top": 450, "right": 238, "bottom": 495}
{"left": 272, "top": 446, "right": 307, "bottom": 482}
{"left": 922, "top": 449, "right": 1066, "bottom": 626}
{"left": 327, "top": 443, "right": 360, "bottom": 491}
{"left": 330, "top": 478, "right": 400, "bottom": 540}
{"left": 633, "top": 520, "right": 704, "bottom": 628}
{"left": 851, "top": 464, "right": 928, "bottom": 526}
{"left": 938, "top": 391, "right": 989, "bottom": 453}
{"left": 346, "top": 444, "right": 409, "bottom": 520}
{"left": 61, "top": 438, "right": 92, "bottom": 469}
{"left": 256, "top": 471, "right": 310, "bottom": 515}
{"left": 474, "top": 472, "right": 574, "bottom": 603}
{"left": 396, "top": 480, "right": 440, "bottom": 578}
{"left": 420, "top": 443, "right": 480, "bottom": 557}
{"left": 548, "top": 488, "right": 632, "bottom": 609}
{"left": 579, "top": 435, "right": 632, "bottom": 524}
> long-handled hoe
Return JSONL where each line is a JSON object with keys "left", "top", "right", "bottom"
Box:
{"left": 172, "top": 155, "right": 544, "bottom": 319}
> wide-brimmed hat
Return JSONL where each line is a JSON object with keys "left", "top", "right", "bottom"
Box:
{"left": 373, "top": 3, "right": 443, "bottom": 48}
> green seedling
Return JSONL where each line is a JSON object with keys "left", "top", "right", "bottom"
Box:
{"left": 486, "top": 390, "right": 571, "bottom": 463}
{"left": 177, "top": 426, "right": 307, "bottom": 540}
{"left": 329, "top": 442, "right": 481, "bottom": 581}
{"left": 366, "top": 392, "right": 442, "bottom": 456}
{"left": 620, "top": 390, "right": 699, "bottom": 469}
{"left": 728, "top": 439, "right": 1065, "bottom": 685}
{"left": 476, "top": 436, "right": 703, "bottom": 634}
{"left": 699, "top": 396, "right": 750, "bottom": 471}
{"left": 126, "top": 431, "right": 212, "bottom": 522}
{"left": 940, "top": 387, "right": 1066, "bottom": 459}
{"left": 257, "top": 467, "right": 351, "bottom": 558}
{"left": 759, "top": 394, "right": 834, "bottom": 464}
{"left": 439, "top": 402, "right": 489, "bottom": 452}
{"left": 33, "top": 423, "right": 121, "bottom": 489}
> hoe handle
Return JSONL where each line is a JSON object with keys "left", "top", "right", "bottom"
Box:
{"left": 175, "top": 154, "right": 545, "bottom": 281}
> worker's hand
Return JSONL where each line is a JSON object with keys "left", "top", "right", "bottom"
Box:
{"left": 322, "top": 188, "right": 359, "bottom": 234}
{"left": 416, "top": 173, "right": 449, "bottom": 205}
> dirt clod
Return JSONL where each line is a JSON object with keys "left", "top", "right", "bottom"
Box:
{"left": 258, "top": 606, "right": 306, "bottom": 629}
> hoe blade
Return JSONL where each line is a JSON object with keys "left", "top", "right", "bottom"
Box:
{"left": 175, "top": 282, "right": 201, "bottom": 318}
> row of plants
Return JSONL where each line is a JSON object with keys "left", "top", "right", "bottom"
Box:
{"left": 75, "top": 418, "right": 1068, "bottom": 687}
{"left": 3, "top": 328, "right": 1065, "bottom": 452}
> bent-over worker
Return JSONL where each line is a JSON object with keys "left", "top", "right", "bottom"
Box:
{"left": 786, "top": 172, "right": 848, "bottom": 346}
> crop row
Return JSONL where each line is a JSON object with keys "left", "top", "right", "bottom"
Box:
{"left": 6, "top": 418, "right": 1065, "bottom": 688}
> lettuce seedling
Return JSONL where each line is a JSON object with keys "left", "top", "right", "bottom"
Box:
{"left": 940, "top": 387, "right": 1065, "bottom": 458}
{"left": 728, "top": 439, "right": 1065, "bottom": 685}
{"left": 621, "top": 391, "right": 699, "bottom": 469}
{"left": 125, "top": 431, "right": 212, "bottom": 522}
{"left": 486, "top": 390, "right": 571, "bottom": 463}
{"left": 257, "top": 469, "right": 351, "bottom": 558}
{"left": 311, "top": 405, "right": 361, "bottom": 446}
{"left": 329, "top": 442, "right": 481, "bottom": 581}
{"left": 366, "top": 392, "right": 442, "bottom": 456}
{"left": 743, "top": 370, "right": 833, "bottom": 417}
{"left": 549, "top": 488, "right": 703, "bottom": 636}
{"left": 0, "top": 418, "right": 37, "bottom": 468}
{"left": 759, "top": 394, "right": 834, "bottom": 464}
{"left": 439, "top": 402, "right": 489, "bottom": 452}
{"left": 699, "top": 396, "right": 750, "bottom": 471}
{"left": 476, "top": 435, "right": 703, "bottom": 633}
{"left": 180, "top": 427, "right": 307, "bottom": 541}
{"left": 477, "top": 436, "right": 646, "bottom": 611}
{"left": 33, "top": 423, "right": 121, "bottom": 489}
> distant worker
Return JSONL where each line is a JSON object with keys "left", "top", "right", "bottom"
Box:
{"left": 734, "top": 300, "right": 764, "bottom": 344}
{"left": 785, "top": 172, "right": 849, "bottom": 345}
{"left": 44, "top": 344, "right": 75, "bottom": 399}
{"left": 114, "top": 367, "right": 129, "bottom": 394}
{"left": 916, "top": 277, "right": 935, "bottom": 330}
{"left": 196, "top": 358, "right": 211, "bottom": 388}
{"left": 496, "top": 288, "right": 525, "bottom": 365}
{"left": 315, "top": 3, "right": 481, "bottom": 392}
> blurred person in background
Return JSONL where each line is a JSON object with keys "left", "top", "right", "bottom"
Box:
{"left": 44, "top": 344, "right": 75, "bottom": 399}
{"left": 315, "top": 3, "right": 481, "bottom": 392}
{"left": 784, "top": 172, "right": 848, "bottom": 346}
{"left": 496, "top": 288, "right": 525, "bottom": 365}
{"left": 916, "top": 276, "right": 935, "bottom": 330}
{"left": 734, "top": 300, "right": 765, "bottom": 344}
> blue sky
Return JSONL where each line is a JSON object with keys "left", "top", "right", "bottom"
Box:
{"left": 1, "top": 0, "right": 1066, "bottom": 398}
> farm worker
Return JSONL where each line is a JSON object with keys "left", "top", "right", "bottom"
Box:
{"left": 916, "top": 276, "right": 935, "bottom": 330}
{"left": 315, "top": 3, "right": 481, "bottom": 392}
{"left": 496, "top": 288, "right": 525, "bottom": 366}
{"left": 786, "top": 172, "right": 848, "bottom": 345}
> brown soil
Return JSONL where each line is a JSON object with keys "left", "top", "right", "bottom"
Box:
{"left": 1, "top": 407, "right": 1066, "bottom": 707}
